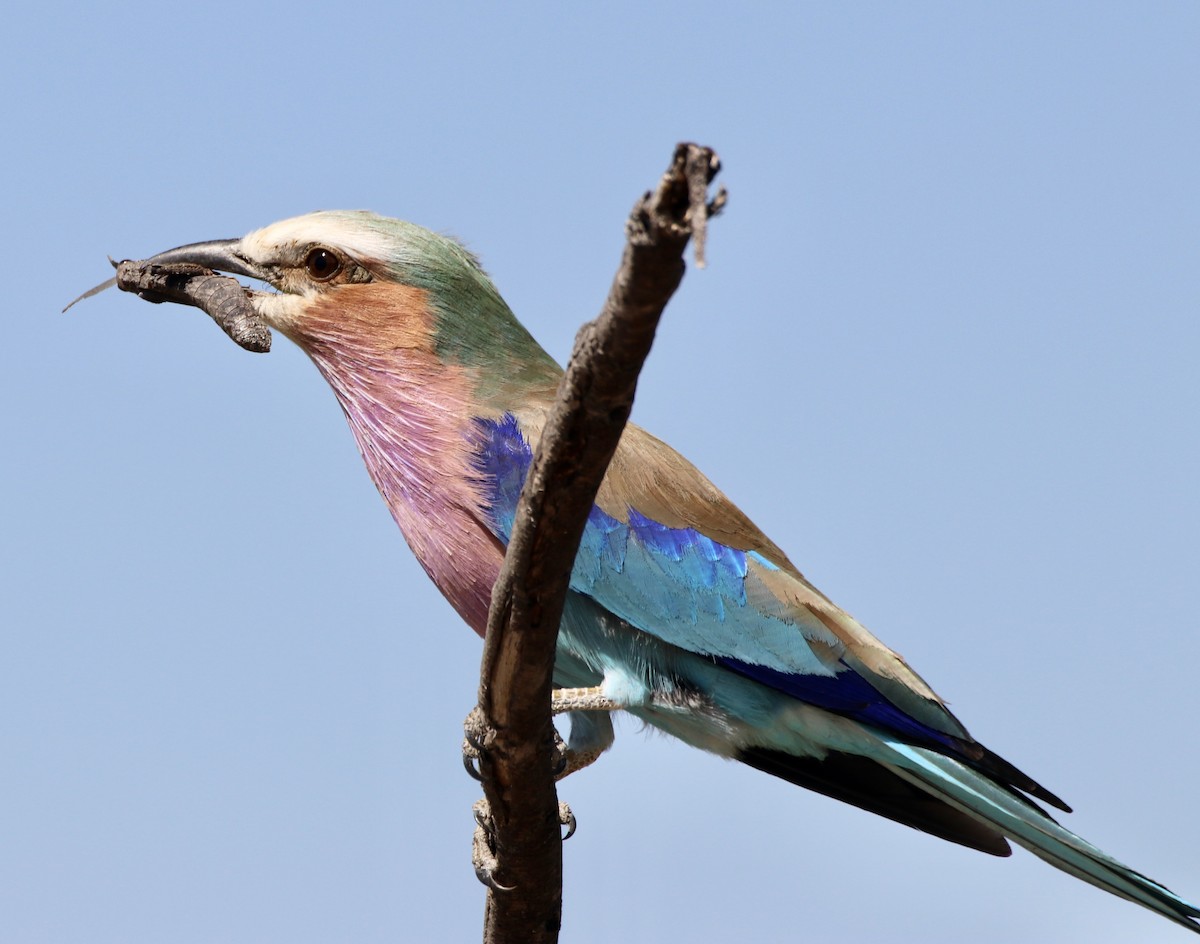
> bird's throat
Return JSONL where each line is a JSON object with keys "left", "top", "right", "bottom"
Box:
{"left": 295, "top": 289, "right": 505, "bottom": 633}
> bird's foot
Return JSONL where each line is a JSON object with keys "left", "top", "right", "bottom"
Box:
{"left": 471, "top": 798, "right": 577, "bottom": 892}
{"left": 471, "top": 798, "right": 514, "bottom": 892}
{"left": 550, "top": 687, "right": 618, "bottom": 780}
{"left": 466, "top": 692, "right": 616, "bottom": 781}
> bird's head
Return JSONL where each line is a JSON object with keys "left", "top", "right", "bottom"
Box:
{"left": 92, "top": 210, "right": 560, "bottom": 391}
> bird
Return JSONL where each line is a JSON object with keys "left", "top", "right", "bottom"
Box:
{"left": 90, "top": 210, "right": 1198, "bottom": 933}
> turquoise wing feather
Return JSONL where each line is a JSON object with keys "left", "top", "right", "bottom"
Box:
{"left": 470, "top": 411, "right": 1059, "bottom": 799}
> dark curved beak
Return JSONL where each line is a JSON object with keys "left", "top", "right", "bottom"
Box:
{"left": 140, "top": 238, "right": 264, "bottom": 280}
{"left": 64, "top": 237, "right": 266, "bottom": 313}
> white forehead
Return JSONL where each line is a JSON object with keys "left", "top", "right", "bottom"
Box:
{"left": 240, "top": 210, "right": 398, "bottom": 264}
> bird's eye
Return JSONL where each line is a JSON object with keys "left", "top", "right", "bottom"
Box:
{"left": 305, "top": 247, "right": 342, "bottom": 281}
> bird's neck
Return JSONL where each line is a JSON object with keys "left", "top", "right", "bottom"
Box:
{"left": 289, "top": 284, "right": 521, "bottom": 633}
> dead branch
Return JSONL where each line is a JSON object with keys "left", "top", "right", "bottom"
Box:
{"left": 474, "top": 142, "right": 724, "bottom": 944}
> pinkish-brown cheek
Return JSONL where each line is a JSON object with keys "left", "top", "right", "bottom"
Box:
{"left": 300, "top": 283, "right": 438, "bottom": 354}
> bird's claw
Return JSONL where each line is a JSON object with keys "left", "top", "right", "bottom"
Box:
{"left": 551, "top": 728, "right": 570, "bottom": 777}
{"left": 476, "top": 866, "right": 514, "bottom": 894}
{"left": 462, "top": 705, "right": 492, "bottom": 782}
{"left": 550, "top": 725, "right": 604, "bottom": 782}
{"left": 559, "top": 801, "right": 577, "bottom": 841}
{"left": 472, "top": 798, "right": 515, "bottom": 893}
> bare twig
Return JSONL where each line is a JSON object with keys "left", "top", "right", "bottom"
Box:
{"left": 473, "top": 142, "right": 724, "bottom": 944}
{"left": 112, "top": 260, "right": 272, "bottom": 352}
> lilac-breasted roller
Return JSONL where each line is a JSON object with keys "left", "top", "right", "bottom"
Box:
{"left": 98, "top": 211, "right": 1198, "bottom": 933}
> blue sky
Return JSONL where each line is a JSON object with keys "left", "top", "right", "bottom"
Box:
{"left": 4, "top": 3, "right": 1198, "bottom": 942}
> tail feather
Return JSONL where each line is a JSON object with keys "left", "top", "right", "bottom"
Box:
{"left": 738, "top": 745, "right": 1013, "bottom": 856}
{"left": 883, "top": 742, "right": 1200, "bottom": 934}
